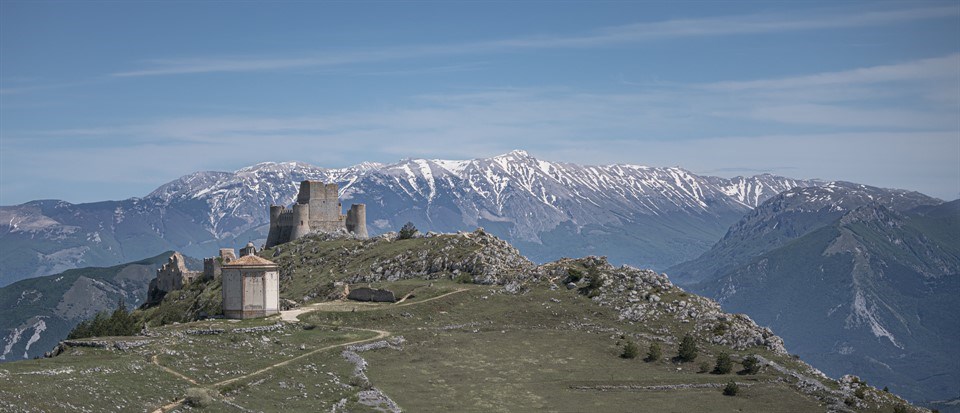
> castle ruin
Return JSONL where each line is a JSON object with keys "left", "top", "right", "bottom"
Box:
{"left": 146, "top": 252, "right": 202, "bottom": 306}
{"left": 265, "top": 181, "right": 367, "bottom": 247}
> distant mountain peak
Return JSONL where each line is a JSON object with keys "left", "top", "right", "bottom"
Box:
{"left": 2, "top": 152, "right": 824, "bottom": 285}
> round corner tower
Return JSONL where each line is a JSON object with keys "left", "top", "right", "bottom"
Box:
{"left": 290, "top": 203, "right": 311, "bottom": 240}
{"left": 346, "top": 204, "right": 368, "bottom": 238}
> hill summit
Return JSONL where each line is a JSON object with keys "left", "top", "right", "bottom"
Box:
{"left": 0, "top": 230, "right": 923, "bottom": 412}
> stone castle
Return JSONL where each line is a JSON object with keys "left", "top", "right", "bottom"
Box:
{"left": 265, "top": 181, "right": 367, "bottom": 247}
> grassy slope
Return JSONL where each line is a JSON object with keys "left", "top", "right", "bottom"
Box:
{"left": 1, "top": 234, "right": 924, "bottom": 412}
{"left": 0, "top": 251, "right": 198, "bottom": 361}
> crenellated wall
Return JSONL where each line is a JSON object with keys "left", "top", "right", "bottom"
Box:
{"left": 264, "top": 180, "right": 368, "bottom": 248}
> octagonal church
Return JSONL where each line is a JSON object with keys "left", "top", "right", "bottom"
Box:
{"left": 221, "top": 252, "right": 280, "bottom": 319}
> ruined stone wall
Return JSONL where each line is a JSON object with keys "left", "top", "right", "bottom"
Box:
{"left": 146, "top": 252, "right": 202, "bottom": 306}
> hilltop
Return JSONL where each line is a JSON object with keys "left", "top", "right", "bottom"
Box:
{"left": 1, "top": 231, "right": 925, "bottom": 412}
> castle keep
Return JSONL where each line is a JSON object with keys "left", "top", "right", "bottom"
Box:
{"left": 265, "top": 181, "right": 367, "bottom": 247}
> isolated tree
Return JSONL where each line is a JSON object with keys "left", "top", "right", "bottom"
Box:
{"left": 645, "top": 342, "right": 662, "bottom": 362}
{"left": 740, "top": 355, "right": 761, "bottom": 375}
{"left": 397, "top": 222, "right": 418, "bottom": 240}
{"left": 712, "top": 352, "right": 733, "bottom": 374}
{"left": 723, "top": 381, "right": 739, "bottom": 396}
{"left": 677, "top": 334, "right": 698, "bottom": 362}
{"left": 621, "top": 340, "right": 640, "bottom": 359}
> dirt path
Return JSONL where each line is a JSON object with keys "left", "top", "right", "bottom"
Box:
{"left": 149, "top": 287, "right": 469, "bottom": 412}
{"left": 212, "top": 326, "right": 390, "bottom": 389}
{"left": 150, "top": 398, "right": 186, "bottom": 413}
{"left": 279, "top": 287, "right": 469, "bottom": 322}
{"left": 395, "top": 288, "right": 469, "bottom": 307}
{"left": 151, "top": 354, "right": 198, "bottom": 385}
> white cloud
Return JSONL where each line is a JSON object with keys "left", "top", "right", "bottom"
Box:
{"left": 5, "top": 52, "right": 959, "bottom": 203}
{"left": 110, "top": 6, "right": 959, "bottom": 77}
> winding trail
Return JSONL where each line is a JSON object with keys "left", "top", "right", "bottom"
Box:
{"left": 151, "top": 354, "right": 198, "bottom": 385}
{"left": 148, "top": 287, "right": 470, "bottom": 413}
{"left": 212, "top": 326, "right": 390, "bottom": 389}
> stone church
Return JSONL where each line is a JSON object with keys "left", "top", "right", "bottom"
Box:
{"left": 221, "top": 246, "right": 280, "bottom": 319}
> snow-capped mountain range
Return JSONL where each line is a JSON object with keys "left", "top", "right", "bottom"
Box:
{"left": 2, "top": 150, "right": 817, "bottom": 285}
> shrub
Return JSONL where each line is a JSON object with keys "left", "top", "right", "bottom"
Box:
{"left": 698, "top": 362, "right": 711, "bottom": 373}
{"left": 397, "top": 222, "right": 418, "bottom": 240}
{"left": 883, "top": 386, "right": 889, "bottom": 393}
{"left": 854, "top": 386, "right": 866, "bottom": 400}
{"left": 740, "top": 355, "right": 761, "bottom": 375}
{"left": 579, "top": 267, "right": 605, "bottom": 297}
{"left": 893, "top": 404, "right": 908, "bottom": 413}
{"left": 723, "top": 381, "right": 739, "bottom": 396}
{"left": 565, "top": 268, "right": 583, "bottom": 283}
{"left": 621, "top": 340, "right": 640, "bottom": 359}
{"left": 645, "top": 342, "right": 662, "bottom": 362}
{"left": 712, "top": 322, "right": 729, "bottom": 336}
{"left": 185, "top": 387, "right": 216, "bottom": 407}
{"left": 712, "top": 353, "right": 733, "bottom": 374}
{"left": 455, "top": 273, "right": 473, "bottom": 284}
{"left": 677, "top": 334, "right": 698, "bottom": 362}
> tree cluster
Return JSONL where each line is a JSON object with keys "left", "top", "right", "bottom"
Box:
{"left": 67, "top": 298, "right": 141, "bottom": 339}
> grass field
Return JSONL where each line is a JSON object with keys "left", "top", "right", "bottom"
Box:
{"left": 1, "top": 275, "right": 915, "bottom": 413}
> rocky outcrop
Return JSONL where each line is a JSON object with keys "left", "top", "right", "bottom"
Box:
{"left": 354, "top": 228, "right": 535, "bottom": 285}
{"left": 271, "top": 228, "right": 535, "bottom": 287}
{"left": 542, "top": 256, "right": 788, "bottom": 355}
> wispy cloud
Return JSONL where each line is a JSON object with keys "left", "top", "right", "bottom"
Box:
{"left": 110, "top": 6, "right": 959, "bottom": 77}
{"left": 353, "top": 62, "right": 488, "bottom": 77}
{"left": 702, "top": 53, "right": 960, "bottom": 91}
{"left": 6, "top": 52, "right": 959, "bottom": 202}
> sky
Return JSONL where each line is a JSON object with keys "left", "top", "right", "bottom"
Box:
{"left": 1, "top": 1, "right": 958, "bottom": 204}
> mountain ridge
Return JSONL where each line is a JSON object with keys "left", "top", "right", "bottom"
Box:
{"left": 676, "top": 192, "right": 958, "bottom": 404}
{"left": 0, "top": 151, "right": 819, "bottom": 286}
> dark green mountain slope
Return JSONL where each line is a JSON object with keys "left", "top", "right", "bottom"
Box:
{"left": 667, "top": 182, "right": 940, "bottom": 285}
{"left": 692, "top": 200, "right": 960, "bottom": 404}
{"left": 0, "top": 251, "right": 200, "bottom": 361}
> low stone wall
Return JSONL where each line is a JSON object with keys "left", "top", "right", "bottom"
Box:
{"left": 347, "top": 287, "right": 396, "bottom": 303}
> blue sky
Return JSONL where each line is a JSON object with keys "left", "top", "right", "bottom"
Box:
{"left": 1, "top": 1, "right": 958, "bottom": 204}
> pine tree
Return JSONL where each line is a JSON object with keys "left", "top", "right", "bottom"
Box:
{"left": 645, "top": 342, "right": 662, "bottom": 362}
{"left": 621, "top": 340, "right": 640, "bottom": 359}
{"left": 740, "top": 355, "right": 761, "bottom": 375}
{"left": 677, "top": 334, "right": 698, "bottom": 362}
{"left": 397, "top": 222, "right": 418, "bottom": 240}
{"left": 712, "top": 353, "right": 733, "bottom": 374}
